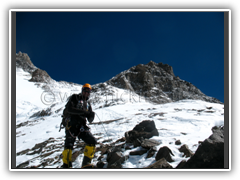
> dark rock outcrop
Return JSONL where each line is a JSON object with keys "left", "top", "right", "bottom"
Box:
{"left": 29, "top": 68, "right": 53, "bottom": 83}
{"left": 130, "top": 148, "right": 148, "bottom": 156}
{"left": 180, "top": 126, "right": 224, "bottom": 168}
{"left": 175, "top": 139, "right": 181, "bottom": 145}
{"left": 30, "top": 108, "right": 52, "bottom": 118}
{"left": 107, "top": 60, "right": 222, "bottom": 104}
{"left": 145, "top": 158, "right": 173, "bottom": 169}
{"left": 178, "top": 144, "right": 194, "bottom": 158}
{"left": 106, "top": 146, "right": 129, "bottom": 168}
{"left": 141, "top": 139, "right": 161, "bottom": 149}
{"left": 146, "top": 147, "right": 157, "bottom": 158}
{"left": 125, "top": 120, "right": 159, "bottom": 147}
{"left": 16, "top": 52, "right": 54, "bottom": 84}
{"left": 155, "top": 146, "right": 174, "bottom": 162}
{"left": 16, "top": 51, "right": 37, "bottom": 73}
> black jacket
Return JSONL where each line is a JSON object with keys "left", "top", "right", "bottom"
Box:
{"left": 66, "top": 93, "right": 92, "bottom": 125}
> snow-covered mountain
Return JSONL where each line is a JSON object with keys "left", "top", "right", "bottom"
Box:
{"left": 15, "top": 52, "right": 224, "bottom": 169}
{"left": 106, "top": 60, "right": 222, "bottom": 104}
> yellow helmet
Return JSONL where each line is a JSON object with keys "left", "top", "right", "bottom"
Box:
{"left": 82, "top": 83, "right": 92, "bottom": 90}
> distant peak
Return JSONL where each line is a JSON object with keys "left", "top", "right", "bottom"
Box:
{"left": 16, "top": 51, "right": 37, "bottom": 73}
{"left": 147, "top": 60, "right": 157, "bottom": 66}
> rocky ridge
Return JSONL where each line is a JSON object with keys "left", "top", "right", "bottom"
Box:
{"left": 16, "top": 52, "right": 222, "bottom": 106}
{"left": 16, "top": 52, "right": 82, "bottom": 94}
{"left": 106, "top": 61, "right": 222, "bottom": 104}
{"left": 16, "top": 52, "right": 53, "bottom": 84}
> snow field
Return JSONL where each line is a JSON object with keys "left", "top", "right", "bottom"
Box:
{"left": 16, "top": 67, "right": 224, "bottom": 168}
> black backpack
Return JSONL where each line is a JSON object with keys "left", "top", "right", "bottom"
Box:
{"left": 59, "top": 95, "right": 72, "bottom": 132}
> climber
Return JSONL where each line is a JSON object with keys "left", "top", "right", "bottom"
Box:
{"left": 61, "top": 83, "right": 97, "bottom": 168}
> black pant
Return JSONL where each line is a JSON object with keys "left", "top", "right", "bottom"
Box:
{"left": 64, "top": 119, "right": 97, "bottom": 149}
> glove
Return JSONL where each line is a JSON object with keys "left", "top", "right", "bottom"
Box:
{"left": 87, "top": 111, "right": 95, "bottom": 123}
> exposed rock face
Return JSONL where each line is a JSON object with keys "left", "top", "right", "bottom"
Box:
{"left": 29, "top": 68, "right": 53, "bottom": 83}
{"left": 181, "top": 126, "right": 224, "bottom": 168}
{"left": 17, "top": 52, "right": 222, "bottom": 105}
{"left": 16, "top": 51, "right": 37, "bottom": 73}
{"left": 107, "top": 60, "right": 222, "bottom": 104}
{"left": 16, "top": 52, "right": 54, "bottom": 84}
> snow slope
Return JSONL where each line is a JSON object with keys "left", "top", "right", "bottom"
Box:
{"left": 15, "top": 67, "right": 224, "bottom": 169}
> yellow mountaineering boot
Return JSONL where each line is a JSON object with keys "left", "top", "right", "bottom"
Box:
{"left": 62, "top": 149, "right": 72, "bottom": 168}
{"left": 81, "top": 144, "right": 95, "bottom": 168}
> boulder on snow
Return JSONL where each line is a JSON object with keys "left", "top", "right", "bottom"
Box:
{"left": 145, "top": 158, "right": 173, "bottom": 169}
{"left": 155, "top": 146, "right": 174, "bottom": 162}
{"left": 146, "top": 147, "right": 157, "bottom": 158}
{"left": 175, "top": 139, "right": 181, "bottom": 145}
{"left": 107, "top": 151, "right": 123, "bottom": 167}
{"left": 106, "top": 145, "right": 129, "bottom": 168}
{"left": 108, "top": 155, "right": 129, "bottom": 168}
{"left": 178, "top": 144, "right": 194, "bottom": 158}
{"left": 129, "top": 148, "right": 148, "bottom": 155}
{"left": 125, "top": 120, "right": 159, "bottom": 147}
{"left": 141, "top": 139, "right": 161, "bottom": 149}
{"left": 180, "top": 126, "right": 224, "bottom": 168}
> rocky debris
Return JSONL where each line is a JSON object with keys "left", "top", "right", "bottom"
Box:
{"left": 125, "top": 120, "right": 159, "bottom": 147}
{"left": 155, "top": 146, "right": 174, "bottom": 162}
{"left": 204, "top": 110, "right": 215, "bottom": 113}
{"left": 178, "top": 144, "right": 194, "bottom": 158}
{"left": 141, "top": 139, "right": 161, "bottom": 149}
{"left": 145, "top": 158, "right": 173, "bottom": 169}
{"left": 146, "top": 147, "right": 157, "bottom": 158}
{"left": 148, "top": 112, "right": 167, "bottom": 118}
{"left": 96, "top": 161, "right": 105, "bottom": 168}
{"left": 16, "top": 118, "right": 45, "bottom": 129}
{"left": 106, "top": 60, "right": 222, "bottom": 104}
{"left": 107, "top": 151, "right": 123, "bottom": 167}
{"left": 106, "top": 147, "right": 129, "bottom": 168}
{"left": 108, "top": 155, "right": 129, "bottom": 168}
{"left": 175, "top": 139, "right": 181, "bottom": 145}
{"left": 30, "top": 108, "right": 52, "bottom": 118}
{"left": 16, "top": 137, "right": 66, "bottom": 168}
{"left": 130, "top": 148, "right": 148, "bottom": 155}
{"left": 180, "top": 126, "right": 224, "bottom": 168}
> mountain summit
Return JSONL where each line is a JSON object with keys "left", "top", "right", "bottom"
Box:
{"left": 15, "top": 52, "right": 224, "bottom": 169}
{"left": 106, "top": 61, "right": 221, "bottom": 104}
{"left": 16, "top": 52, "right": 54, "bottom": 84}
{"left": 16, "top": 52, "right": 222, "bottom": 105}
